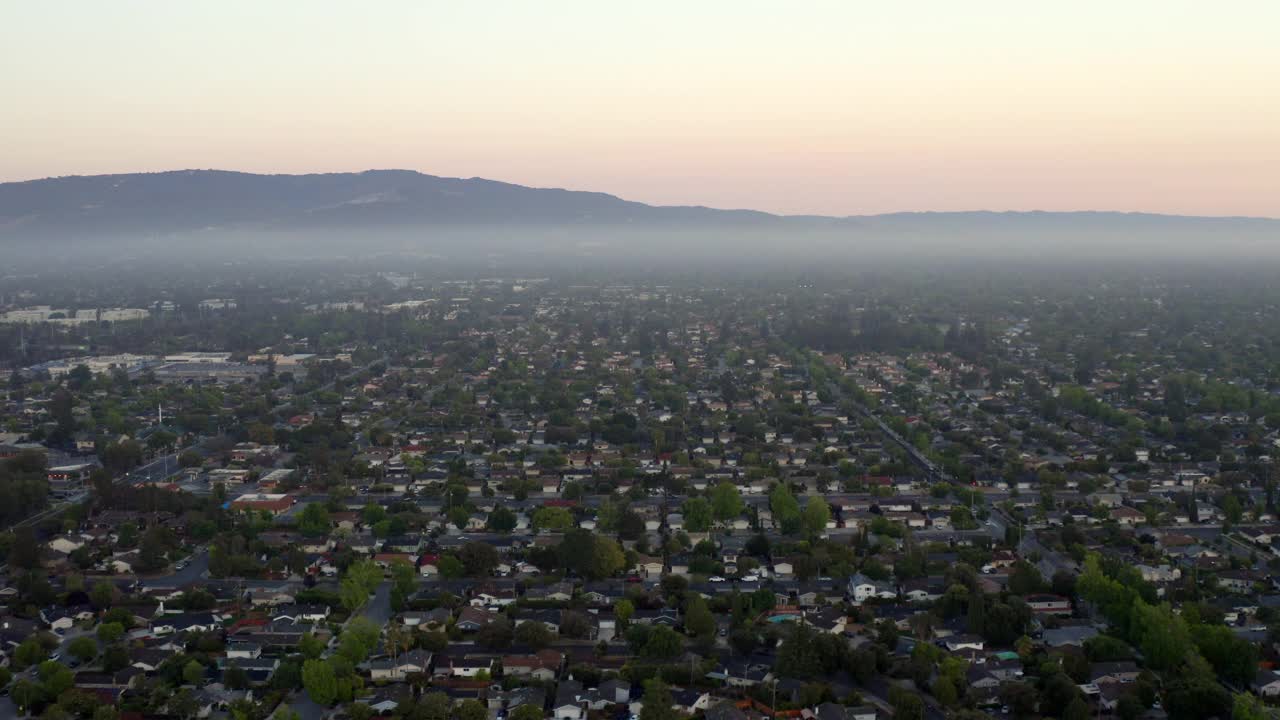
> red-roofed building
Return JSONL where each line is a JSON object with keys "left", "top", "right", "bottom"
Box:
{"left": 418, "top": 553, "right": 441, "bottom": 576}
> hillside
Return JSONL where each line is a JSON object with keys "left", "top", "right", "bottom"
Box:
{"left": 1, "top": 169, "right": 1276, "bottom": 262}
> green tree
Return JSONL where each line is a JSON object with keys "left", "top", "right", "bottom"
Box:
{"left": 1041, "top": 671, "right": 1083, "bottom": 712}
{"left": 532, "top": 506, "right": 574, "bottom": 532}
{"left": 271, "top": 659, "right": 303, "bottom": 690}
{"left": 614, "top": 599, "right": 635, "bottom": 627}
{"left": 711, "top": 481, "right": 745, "bottom": 522}
{"left": 1008, "top": 560, "right": 1044, "bottom": 595}
{"left": 338, "top": 617, "right": 381, "bottom": 663}
{"left": 769, "top": 484, "right": 802, "bottom": 534}
{"left": 147, "top": 430, "right": 177, "bottom": 452}
{"left": 97, "top": 622, "right": 125, "bottom": 643}
{"left": 340, "top": 577, "right": 368, "bottom": 613}
{"left": 390, "top": 559, "right": 417, "bottom": 596}
{"left": 297, "top": 502, "right": 331, "bottom": 536}
{"left": 889, "top": 685, "right": 924, "bottom": 720}
{"left": 38, "top": 659, "right": 74, "bottom": 697}
{"left": 1063, "top": 696, "right": 1090, "bottom": 720}
{"left": 476, "top": 616, "right": 515, "bottom": 649}
{"left": 1165, "top": 656, "right": 1231, "bottom": 720}
{"left": 14, "top": 637, "right": 47, "bottom": 668}
{"left": 1192, "top": 623, "right": 1258, "bottom": 686}
{"left": 90, "top": 580, "right": 116, "bottom": 609}
{"left": 933, "top": 677, "right": 958, "bottom": 708}
{"left": 1223, "top": 495, "right": 1243, "bottom": 528}
{"left": 641, "top": 625, "right": 683, "bottom": 659}
{"left": 776, "top": 623, "right": 833, "bottom": 679}
{"left": 182, "top": 659, "right": 205, "bottom": 686}
{"left": 801, "top": 497, "right": 831, "bottom": 536}
{"left": 116, "top": 522, "right": 138, "bottom": 548}
{"left": 514, "top": 621, "right": 555, "bottom": 649}
{"left": 9, "top": 526, "right": 40, "bottom": 570}
{"left": 1232, "top": 693, "right": 1268, "bottom": 720}
{"left": 302, "top": 658, "right": 339, "bottom": 705}
{"left": 57, "top": 692, "right": 103, "bottom": 720}
{"left": 684, "top": 593, "right": 715, "bottom": 640}
{"left": 682, "top": 497, "right": 712, "bottom": 532}
{"left": 67, "top": 636, "right": 98, "bottom": 663}
{"left": 558, "top": 528, "right": 596, "bottom": 577}
{"left": 362, "top": 503, "right": 387, "bottom": 525}
{"left": 1084, "top": 634, "right": 1133, "bottom": 661}
{"left": 223, "top": 664, "right": 250, "bottom": 690}
{"left": 1133, "top": 600, "right": 1192, "bottom": 672}
{"left": 419, "top": 692, "right": 452, "bottom": 720}
{"left": 590, "top": 536, "right": 626, "bottom": 579}
{"left": 346, "top": 559, "right": 383, "bottom": 593}
{"left": 455, "top": 699, "right": 488, "bottom": 720}
{"left": 640, "top": 679, "right": 678, "bottom": 720}
{"left": 966, "top": 590, "right": 986, "bottom": 635}
{"left": 438, "top": 555, "right": 465, "bottom": 578}
{"left": 298, "top": 632, "right": 326, "bottom": 660}
{"left": 100, "top": 644, "right": 129, "bottom": 673}
{"left": 11, "top": 678, "right": 43, "bottom": 713}
{"left": 459, "top": 542, "right": 500, "bottom": 576}
{"left": 511, "top": 706, "right": 544, "bottom": 720}
{"left": 487, "top": 506, "right": 517, "bottom": 533}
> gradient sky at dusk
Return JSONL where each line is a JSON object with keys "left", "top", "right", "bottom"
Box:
{"left": 3, "top": 1, "right": 1278, "bottom": 216}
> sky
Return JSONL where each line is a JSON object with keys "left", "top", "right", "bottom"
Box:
{"left": 2, "top": 1, "right": 1278, "bottom": 217}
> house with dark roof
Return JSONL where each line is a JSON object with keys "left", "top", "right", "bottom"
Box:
{"left": 369, "top": 649, "right": 433, "bottom": 681}
{"left": 704, "top": 701, "right": 748, "bottom": 720}
{"left": 457, "top": 606, "right": 498, "bottom": 631}
{"left": 554, "top": 679, "right": 584, "bottom": 720}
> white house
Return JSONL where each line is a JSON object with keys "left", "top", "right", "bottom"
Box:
{"left": 847, "top": 573, "right": 897, "bottom": 604}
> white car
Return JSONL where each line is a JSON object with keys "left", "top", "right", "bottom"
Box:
{"left": 741, "top": 574, "right": 759, "bottom": 582}
{"left": 709, "top": 576, "right": 725, "bottom": 582}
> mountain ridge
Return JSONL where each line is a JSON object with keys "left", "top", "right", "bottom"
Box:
{"left": 2, "top": 169, "right": 1278, "bottom": 262}
{"left": 5, "top": 168, "right": 1277, "bottom": 225}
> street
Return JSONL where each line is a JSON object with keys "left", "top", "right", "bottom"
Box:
{"left": 128, "top": 452, "right": 180, "bottom": 484}
{"left": 361, "top": 581, "right": 394, "bottom": 626}
{"left": 139, "top": 548, "right": 211, "bottom": 589}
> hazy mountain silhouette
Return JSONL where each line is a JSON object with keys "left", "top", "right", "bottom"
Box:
{"left": 0, "top": 169, "right": 787, "bottom": 235}
{"left": 1, "top": 169, "right": 1277, "bottom": 261}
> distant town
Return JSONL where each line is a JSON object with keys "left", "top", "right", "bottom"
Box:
{"left": 0, "top": 264, "right": 1277, "bottom": 720}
